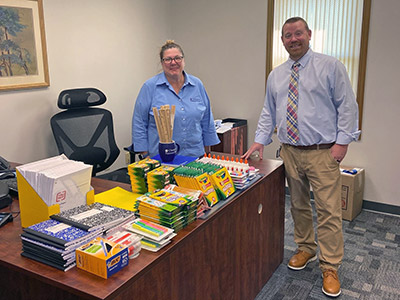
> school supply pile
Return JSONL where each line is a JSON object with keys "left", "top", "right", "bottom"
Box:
{"left": 20, "top": 200, "right": 139, "bottom": 272}
{"left": 172, "top": 161, "right": 236, "bottom": 207}
{"left": 128, "top": 157, "right": 178, "bottom": 194}
{"left": 123, "top": 218, "right": 176, "bottom": 252}
{"left": 20, "top": 219, "right": 102, "bottom": 271}
{"left": 127, "top": 157, "right": 161, "bottom": 194}
{"left": 134, "top": 187, "right": 198, "bottom": 232}
{"left": 163, "top": 184, "right": 210, "bottom": 218}
{"left": 134, "top": 195, "right": 183, "bottom": 231}
{"left": 198, "top": 154, "right": 259, "bottom": 189}
{"left": 147, "top": 165, "right": 175, "bottom": 193}
{"left": 105, "top": 230, "right": 142, "bottom": 259}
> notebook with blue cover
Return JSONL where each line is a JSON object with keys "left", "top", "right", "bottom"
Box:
{"left": 23, "top": 219, "right": 99, "bottom": 247}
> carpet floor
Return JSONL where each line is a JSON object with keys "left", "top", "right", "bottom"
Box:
{"left": 255, "top": 196, "right": 400, "bottom": 300}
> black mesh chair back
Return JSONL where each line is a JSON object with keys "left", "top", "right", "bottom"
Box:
{"left": 50, "top": 88, "right": 120, "bottom": 176}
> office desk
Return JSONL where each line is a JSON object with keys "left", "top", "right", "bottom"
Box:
{"left": 0, "top": 157, "right": 284, "bottom": 300}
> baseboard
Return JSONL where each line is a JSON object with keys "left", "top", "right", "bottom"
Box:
{"left": 362, "top": 200, "right": 400, "bottom": 216}
{"left": 285, "top": 187, "right": 400, "bottom": 216}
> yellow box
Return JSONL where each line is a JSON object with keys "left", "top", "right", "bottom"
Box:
{"left": 76, "top": 237, "right": 129, "bottom": 279}
{"left": 193, "top": 173, "right": 219, "bottom": 206}
{"left": 16, "top": 170, "right": 94, "bottom": 228}
{"left": 209, "top": 167, "right": 236, "bottom": 200}
{"left": 341, "top": 167, "right": 365, "bottom": 221}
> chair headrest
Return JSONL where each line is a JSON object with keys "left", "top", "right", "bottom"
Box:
{"left": 58, "top": 88, "right": 106, "bottom": 109}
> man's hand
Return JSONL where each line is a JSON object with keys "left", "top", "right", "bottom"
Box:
{"left": 241, "top": 142, "right": 264, "bottom": 160}
{"left": 330, "top": 144, "right": 348, "bottom": 163}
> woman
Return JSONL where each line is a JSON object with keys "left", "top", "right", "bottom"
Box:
{"left": 132, "top": 40, "right": 220, "bottom": 158}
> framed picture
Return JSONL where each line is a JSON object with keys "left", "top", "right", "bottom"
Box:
{"left": 0, "top": 0, "right": 49, "bottom": 91}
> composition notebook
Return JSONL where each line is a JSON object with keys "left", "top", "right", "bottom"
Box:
{"left": 23, "top": 219, "right": 100, "bottom": 247}
{"left": 20, "top": 251, "right": 76, "bottom": 272}
{"left": 50, "top": 202, "right": 135, "bottom": 232}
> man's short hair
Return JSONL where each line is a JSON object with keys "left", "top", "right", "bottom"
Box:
{"left": 281, "top": 17, "right": 310, "bottom": 36}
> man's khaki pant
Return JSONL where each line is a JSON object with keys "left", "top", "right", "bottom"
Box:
{"left": 280, "top": 144, "right": 343, "bottom": 271}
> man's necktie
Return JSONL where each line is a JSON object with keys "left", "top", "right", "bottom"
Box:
{"left": 287, "top": 62, "right": 300, "bottom": 144}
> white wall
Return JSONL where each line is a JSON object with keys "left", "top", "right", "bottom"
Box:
{"left": 170, "top": 0, "right": 268, "bottom": 129}
{"left": 170, "top": 0, "right": 400, "bottom": 207}
{"left": 0, "top": 0, "right": 171, "bottom": 167}
{"left": 0, "top": 0, "right": 399, "bottom": 207}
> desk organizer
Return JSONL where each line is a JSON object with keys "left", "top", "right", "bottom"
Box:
{"left": 16, "top": 170, "right": 94, "bottom": 228}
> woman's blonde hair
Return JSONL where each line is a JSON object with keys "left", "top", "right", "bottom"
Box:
{"left": 159, "top": 40, "right": 184, "bottom": 61}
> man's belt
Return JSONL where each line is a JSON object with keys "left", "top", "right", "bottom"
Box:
{"left": 284, "top": 142, "right": 335, "bottom": 150}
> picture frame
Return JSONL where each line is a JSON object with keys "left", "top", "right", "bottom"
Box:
{"left": 0, "top": 0, "right": 49, "bottom": 91}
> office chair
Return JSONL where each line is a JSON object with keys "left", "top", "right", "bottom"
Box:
{"left": 50, "top": 88, "right": 122, "bottom": 178}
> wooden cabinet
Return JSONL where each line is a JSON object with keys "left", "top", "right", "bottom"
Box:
{"left": 211, "top": 119, "right": 247, "bottom": 155}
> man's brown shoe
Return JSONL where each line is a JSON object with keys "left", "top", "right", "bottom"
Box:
{"left": 322, "top": 269, "right": 341, "bottom": 297}
{"left": 287, "top": 250, "right": 317, "bottom": 270}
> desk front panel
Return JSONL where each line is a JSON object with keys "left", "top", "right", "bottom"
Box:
{"left": 107, "top": 163, "right": 285, "bottom": 300}
{"left": 0, "top": 159, "right": 284, "bottom": 300}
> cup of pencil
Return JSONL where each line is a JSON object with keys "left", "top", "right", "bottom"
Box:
{"left": 153, "top": 105, "right": 180, "bottom": 162}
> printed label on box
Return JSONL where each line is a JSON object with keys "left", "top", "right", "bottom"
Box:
{"left": 341, "top": 185, "right": 349, "bottom": 210}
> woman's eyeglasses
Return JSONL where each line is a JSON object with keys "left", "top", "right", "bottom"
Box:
{"left": 162, "top": 56, "right": 184, "bottom": 64}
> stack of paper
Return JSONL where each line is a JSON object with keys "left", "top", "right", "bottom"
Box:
{"left": 94, "top": 186, "right": 140, "bottom": 212}
{"left": 216, "top": 122, "right": 234, "bottom": 134}
{"left": 16, "top": 154, "right": 92, "bottom": 211}
{"left": 123, "top": 218, "right": 176, "bottom": 252}
{"left": 20, "top": 219, "right": 102, "bottom": 271}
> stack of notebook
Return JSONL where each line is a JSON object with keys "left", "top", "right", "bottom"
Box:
{"left": 21, "top": 219, "right": 102, "bottom": 271}
{"left": 123, "top": 218, "right": 176, "bottom": 252}
{"left": 50, "top": 202, "right": 135, "bottom": 232}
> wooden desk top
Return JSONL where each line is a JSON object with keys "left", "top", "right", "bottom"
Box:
{"left": 0, "top": 156, "right": 283, "bottom": 299}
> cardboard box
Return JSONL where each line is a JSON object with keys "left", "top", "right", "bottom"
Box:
{"left": 341, "top": 167, "right": 365, "bottom": 221}
{"left": 76, "top": 237, "right": 129, "bottom": 279}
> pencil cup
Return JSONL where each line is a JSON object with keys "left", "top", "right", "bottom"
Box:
{"left": 159, "top": 141, "right": 180, "bottom": 162}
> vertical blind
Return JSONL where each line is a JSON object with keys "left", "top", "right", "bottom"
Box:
{"left": 273, "top": 0, "right": 364, "bottom": 94}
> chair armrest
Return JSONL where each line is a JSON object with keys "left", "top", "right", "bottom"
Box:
{"left": 123, "top": 145, "right": 144, "bottom": 163}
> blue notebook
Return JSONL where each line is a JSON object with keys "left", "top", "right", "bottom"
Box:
{"left": 23, "top": 219, "right": 98, "bottom": 247}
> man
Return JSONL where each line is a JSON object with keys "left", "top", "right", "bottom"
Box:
{"left": 243, "top": 17, "right": 360, "bottom": 297}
